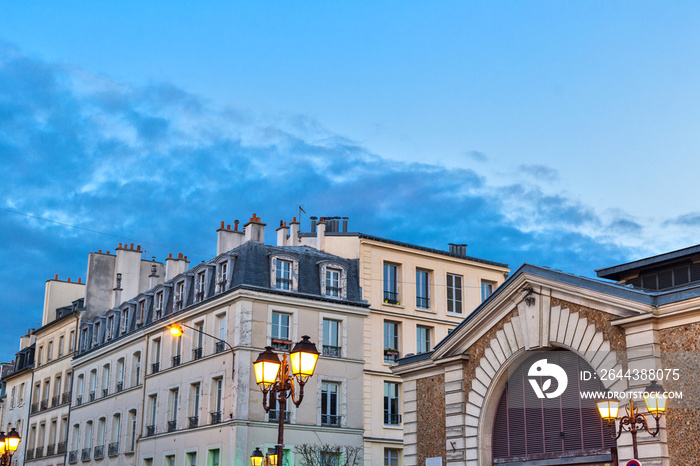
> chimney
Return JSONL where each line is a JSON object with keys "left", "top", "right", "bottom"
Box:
{"left": 289, "top": 217, "right": 301, "bottom": 246}
{"left": 149, "top": 264, "right": 159, "bottom": 289}
{"left": 165, "top": 253, "right": 190, "bottom": 281}
{"left": 276, "top": 221, "right": 290, "bottom": 246}
{"left": 448, "top": 243, "right": 468, "bottom": 256}
{"left": 217, "top": 220, "right": 244, "bottom": 255}
{"left": 316, "top": 218, "right": 326, "bottom": 251}
{"left": 342, "top": 217, "right": 348, "bottom": 232}
{"left": 310, "top": 216, "right": 318, "bottom": 233}
{"left": 244, "top": 214, "right": 266, "bottom": 243}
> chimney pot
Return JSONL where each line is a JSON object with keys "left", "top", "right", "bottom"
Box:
{"left": 78, "top": 277, "right": 82, "bottom": 284}
{"left": 106, "top": 251, "right": 110, "bottom": 255}
{"left": 54, "top": 274, "right": 58, "bottom": 280}
{"left": 169, "top": 253, "right": 173, "bottom": 258}
{"left": 227, "top": 224, "right": 231, "bottom": 230}
{"left": 118, "top": 243, "right": 122, "bottom": 248}
{"left": 178, "top": 252, "right": 183, "bottom": 259}
{"left": 234, "top": 220, "right": 239, "bottom": 231}
{"left": 137, "top": 245, "right": 141, "bottom": 251}
{"left": 98, "top": 250, "right": 102, "bottom": 253}
{"left": 293, "top": 216, "right": 297, "bottom": 222}
{"left": 67, "top": 277, "right": 71, "bottom": 282}
{"left": 221, "top": 220, "right": 225, "bottom": 228}
{"left": 130, "top": 243, "right": 134, "bottom": 250}
{"left": 184, "top": 255, "right": 187, "bottom": 260}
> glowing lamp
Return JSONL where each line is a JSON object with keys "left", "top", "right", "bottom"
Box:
{"left": 267, "top": 452, "right": 278, "bottom": 466}
{"left": 644, "top": 380, "right": 667, "bottom": 418}
{"left": 169, "top": 325, "right": 184, "bottom": 337}
{"left": 250, "top": 448, "right": 264, "bottom": 466}
{"left": 253, "top": 347, "right": 281, "bottom": 388}
{"left": 289, "top": 335, "right": 320, "bottom": 383}
{"left": 0, "top": 432, "right": 5, "bottom": 456}
{"left": 596, "top": 399, "right": 620, "bottom": 422}
{"left": 5, "top": 427, "right": 20, "bottom": 453}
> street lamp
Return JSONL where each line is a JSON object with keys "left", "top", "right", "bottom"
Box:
{"left": 169, "top": 323, "right": 235, "bottom": 381}
{"left": 597, "top": 380, "right": 667, "bottom": 459}
{"left": 0, "top": 428, "right": 21, "bottom": 466}
{"left": 253, "top": 336, "right": 320, "bottom": 466}
{"left": 250, "top": 447, "right": 278, "bottom": 466}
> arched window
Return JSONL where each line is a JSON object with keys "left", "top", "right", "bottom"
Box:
{"left": 492, "top": 350, "right": 616, "bottom": 464}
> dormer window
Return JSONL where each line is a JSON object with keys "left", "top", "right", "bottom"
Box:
{"left": 107, "top": 316, "right": 115, "bottom": 340}
{"left": 196, "top": 271, "right": 206, "bottom": 302}
{"left": 121, "top": 309, "right": 129, "bottom": 334}
{"left": 93, "top": 322, "right": 101, "bottom": 347}
{"left": 276, "top": 259, "right": 292, "bottom": 290}
{"left": 325, "top": 269, "right": 341, "bottom": 297}
{"left": 217, "top": 262, "right": 228, "bottom": 292}
{"left": 156, "top": 292, "right": 164, "bottom": 315}
{"left": 175, "top": 282, "right": 185, "bottom": 310}
{"left": 137, "top": 301, "right": 145, "bottom": 326}
{"left": 320, "top": 262, "right": 347, "bottom": 299}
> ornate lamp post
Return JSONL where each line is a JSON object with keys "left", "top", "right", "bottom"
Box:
{"left": 250, "top": 446, "right": 278, "bottom": 466}
{"left": 597, "top": 380, "right": 668, "bottom": 459}
{"left": 253, "top": 336, "right": 320, "bottom": 466}
{"left": 0, "top": 428, "right": 22, "bottom": 466}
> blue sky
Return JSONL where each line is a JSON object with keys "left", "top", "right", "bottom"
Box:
{"left": 1, "top": 2, "right": 700, "bottom": 361}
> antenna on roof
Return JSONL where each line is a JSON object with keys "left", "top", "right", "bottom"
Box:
{"left": 298, "top": 205, "right": 306, "bottom": 228}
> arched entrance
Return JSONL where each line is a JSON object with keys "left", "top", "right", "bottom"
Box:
{"left": 491, "top": 350, "right": 617, "bottom": 465}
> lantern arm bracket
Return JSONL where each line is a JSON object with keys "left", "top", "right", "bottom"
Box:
{"left": 288, "top": 378, "right": 306, "bottom": 408}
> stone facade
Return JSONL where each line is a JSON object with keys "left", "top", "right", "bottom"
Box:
{"left": 416, "top": 374, "right": 446, "bottom": 465}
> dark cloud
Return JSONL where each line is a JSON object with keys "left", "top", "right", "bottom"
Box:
{"left": 464, "top": 150, "right": 488, "bottom": 162}
{"left": 663, "top": 212, "right": 700, "bottom": 227}
{"left": 0, "top": 43, "right": 643, "bottom": 361}
{"left": 518, "top": 164, "right": 558, "bottom": 181}
{"left": 608, "top": 218, "right": 643, "bottom": 235}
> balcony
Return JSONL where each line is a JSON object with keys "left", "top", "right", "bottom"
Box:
{"left": 116, "top": 382, "right": 123, "bottom": 393}
{"left": 146, "top": 425, "right": 156, "bottom": 437}
{"left": 416, "top": 296, "right": 430, "bottom": 309}
{"left": 76, "top": 395, "right": 82, "bottom": 406}
{"left": 89, "top": 390, "right": 96, "bottom": 402}
{"left": 321, "top": 414, "right": 341, "bottom": 427}
{"left": 152, "top": 362, "right": 160, "bottom": 374}
{"left": 383, "top": 349, "right": 399, "bottom": 364}
{"left": 188, "top": 415, "right": 199, "bottom": 429}
{"left": 268, "top": 410, "right": 290, "bottom": 423}
{"left": 167, "top": 420, "right": 177, "bottom": 432}
{"left": 30, "top": 402, "right": 39, "bottom": 414}
{"left": 35, "top": 446, "right": 44, "bottom": 458}
{"left": 108, "top": 442, "right": 119, "bottom": 457}
{"left": 94, "top": 445, "right": 104, "bottom": 459}
{"left": 81, "top": 447, "right": 91, "bottom": 461}
{"left": 322, "top": 345, "right": 341, "bottom": 358}
{"left": 26, "top": 449, "right": 35, "bottom": 460}
{"left": 46, "top": 444, "right": 55, "bottom": 456}
{"left": 40, "top": 399, "right": 48, "bottom": 410}
{"left": 57, "top": 441, "right": 67, "bottom": 454}
{"left": 172, "top": 355, "right": 181, "bottom": 367}
{"left": 192, "top": 347, "right": 203, "bottom": 361}
{"left": 52, "top": 394, "right": 59, "bottom": 407}
{"left": 383, "top": 290, "right": 399, "bottom": 305}
{"left": 384, "top": 412, "right": 402, "bottom": 425}
{"left": 102, "top": 388, "right": 108, "bottom": 398}
{"left": 215, "top": 341, "right": 226, "bottom": 354}
{"left": 62, "top": 391, "right": 71, "bottom": 405}
{"left": 210, "top": 411, "right": 222, "bottom": 424}
{"left": 271, "top": 339, "right": 291, "bottom": 351}
{"left": 69, "top": 450, "right": 78, "bottom": 463}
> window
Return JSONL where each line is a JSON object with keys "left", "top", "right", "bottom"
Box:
{"left": 321, "top": 382, "right": 340, "bottom": 426}
{"left": 81, "top": 328, "right": 89, "bottom": 352}
{"left": 69, "top": 330, "right": 75, "bottom": 352}
{"left": 193, "top": 322, "right": 204, "bottom": 360}
{"left": 89, "top": 370, "right": 97, "bottom": 401}
{"left": 383, "top": 321, "right": 399, "bottom": 363}
{"left": 93, "top": 322, "right": 101, "bottom": 346}
{"left": 38, "top": 346, "right": 43, "bottom": 366}
{"left": 121, "top": 309, "right": 129, "bottom": 334}
{"left": 271, "top": 312, "right": 291, "bottom": 350}
{"left": 384, "top": 448, "right": 400, "bottom": 466}
{"left": 325, "top": 268, "right": 341, "bottom": 297}
{"left": 383, "top": 263, "right": 399, "bottom": 304}
{"left": 268, "top": 392, "right": 289, "bottom": 423}
{"left": 384, "top": 382, "right": 401, "bottom": 425}
{"left": 58, "top": 336, "right": 64, "bottom": 357}
{"left": 102, "top": 364, "right": 111, "bottom": 397}
{"left": 76, "top": 375, "right": 84, "bottom": 405}
{"left": 186, "top": 452, "right": 197, "bottom": 466}
{"left": 117, "top": 358, "right": 125, "bottom": 392}
{"left": 111, "top": 414, "right": 121, "bottom": 451}
{"left": 10, "top": 386, "right": 15, "bottom": 408}
{"left": 196, "top": 271, "right": 206, "bottom": 301}
{"left": 416, "top": 326, "right": 431, "bottom": 353}
{"left": 415, "top": 269, "right": 430, "bottom": 309}
{"left": 218, "top": 262, "right": 228, "bottom": 291}
{"left": 152, "top": 339, "right": 161, "bottom": 373}
{"left": 147, "top": 394, "right": 158, "bottom": 435}
{"left": 216, "top": 314, "right": 226, "bottom": 353}
{"left": 47, "top": 340, "right": 54, "bottom": 361}
{"left": 168, "top": 388, "right": 179, "bottom": 431}
{"left": 207, "top": 449, "right": 220, "bottom": 466}
{"left": 156, "top": 292, "right": 164, "bottom": 314}
{"left": 211, "top": 378, "right": 223, "bottom": 424}
{"left": 189, "top": 383, "right": 201, "bottom": 428}
{"left": 322, "top": 319, "right": 340, "bottom": 357}
{"left": 446, "top": 274, "right": 463, "bottom": 314}
{"left": 166, "top": 455, "right": 176, "bottom": 466}
{"left": 175, "top": 282, "right": 185, "bottom": 310}
{"left": 97, "top": 417, "right": 106, "bottom": 448}
{"left": 107, "top": 316, "right": 114, "bottom": 340}
{"left": 127, "top": 410, "right": 137, "bottom": 452}
{"left": 71, "top": 424, "right": 80, "bottom": 451}
{"left": 85, "top": 420, "right": 93, "bottom": 448}
{"left": 481, "top": 280, "right": 495, "bottom": 302}
{"left": 275, "top": 259, "right": 292, "bottom": 290}
{"left": 132, "top": 352, "right": 142, "bottom": 387}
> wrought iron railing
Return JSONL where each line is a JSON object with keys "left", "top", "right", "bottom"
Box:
{"left": 384, "top": 412, "right": 402, "bottom": 425}
{"left": 383, "top": 349, "right": 399, "bottom": 364}
{"left": 268, "top": 410, "right": 290, "bottom": 423}
{"left": 416, "top": 296, "right": 430, "bottom": 309}
{"left": 51, "top": 395, "right": 59, "bottom": 407}
{"left": 215, "top": 341, "right": 226, "bottom": 354}
{"left": 152, "top": 362, "right": 160, "bottom": 374}
{"left": 326, "top": 286, "right": 342, "bottom": 297}
{"left": 57, "top": 441, "right": 67, "bottom": 454}
{"left": 46, "top": 444, "right": 55, "bottom": 456}
{"left": 192, "top": 348, "right": 203, "bottom": 360}
{"left": 167, "top": 420, "right": 177, "bottom": 432}
{"left": 210, "top": 411, "right": 222, "bottom": 424}
{"left": 108, "top": 442, "right": 119, "bottom": 457}
{"left": 102, "top": 388, "right": 108, "bottom": 398}
{"left": 68, "top": 450, "right": 78, "bottom": 463}
{"left": 172, "top": 355, "right": 181, "bottom": 367}
{"left": 62, "top": 391, "right": 71, "bottom": 405}
{"left": 40, "top": 399, "right": 48, "bottom": 410}
{"left": 383, "top": 290, "right": 399, "bottom": 304}
{"left": 35, "top": 446, "right": 44, "bottom": 458}
{"left": 76, "top": 395, "right": 82, "bottom": 406}
{"left": 188, "top": 416, "right": 198, "bottom": 428}
{"left": 31, "top": 402, "right": 39, "bottom": 414}
{"left": 321, "top": 414, "right": 341, "bottom": 427}
{"left": 89, "top": 390, "right": 96, "bottom": 402}
{"left": 81, "top": 447, "right": 91, "bottom": 461}
{"left": 94, "top": 445, "right": 104, "bottom": 459}
{"left": 116, "top": 382, "right": 123, "bottom": 393}
{"left": 26, "top": 449, "right": 35, "bottom": 460}
{"left": 322, "top": 345, "right": 341, "bottom": 357}
{"left": 146, "top": 425, "right": 156, "bottom": 437}
{"left": 271, "top": 339, "right": 291, "bottom": 351}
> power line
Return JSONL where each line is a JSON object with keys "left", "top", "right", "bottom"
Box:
{"left": 0, "top": 206, "right": 210, "bottom": 257}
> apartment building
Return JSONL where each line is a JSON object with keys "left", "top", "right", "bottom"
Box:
{"left": 287, "top": 216, "right": 510, "bottom": 466}
{"left": 3, "top": 334, "right": 36, "bottom": 466}
{"left": 67, "top": 216, "right": 368, "bottom": 466}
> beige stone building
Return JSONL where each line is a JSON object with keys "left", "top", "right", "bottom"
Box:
{"left": 3, "top": 332, "right": 35, "bottom": 466}
{"left": 290, "top": 216, "right": 509, "bottom": 466}
{"left": 393, "top": 245, "right": 700, "bottom": 466}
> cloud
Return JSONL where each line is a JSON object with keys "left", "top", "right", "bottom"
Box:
{"left": 518, "top": 164, "right": 558, "bottom": 181}
{"left": 464, "top": 150, "right": 488, "bottom": 162}
{"left": 663, "top": 212, "right": 700, "bottom": 227}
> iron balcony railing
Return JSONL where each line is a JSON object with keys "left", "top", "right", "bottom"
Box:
{"left": 40, "top": 399, "right": 48, "bottom": 410}
{"left": 89, "top": 390, "right": 96, "bottom": 402}
{"left": 167, "top": 420, "right": 177, "bottom": 432}
{"left": 146, "top": 425, "right": 156, "bottom": 437}
{"left": 268, "top": 410, "right": 290, "bottom": 423}
{"left": 81, "top": 447, "right": 91, "bottom": 461}
{"left": 35, "top": 446, "right": 44, "bottom": 458}
{"left": 416, "top": 296, "right": 430, "bottom": 309}
{"left": 215, "top": 341, "right": 226, "bottom": 354}
{"left": 152, "top": 362, "right": 160, "bottom": 374}
{"left": 76, "top": 395, "right": 82, "bottom": 406}
{"left": 46, "top": 444, "right": 55, "bottom": 456}
{"left": 116, "top": 382, "right": 123, "bottom": 393}
{"left": 52, "top": 395, "right": 59, "bottom": 407}
{"left": 108, "top": 442, "right": 119, "bottom": 457}
{"left": 57, "top": 441, "right": 67, "bottom": 454}
{"left": 68, "top": 450, "right": 78, "bottom": 463}
{"left": 210, "top": 411, "right": 222, "bottom": 424}
{"left": 383, "top": 349, "right": 399, "bottom": 364}
{"left": 192, "top": 347, "right": 203, "bottom": 360}
{"left": 384, "top": 413, "right": 402, "bottom": 425}
{"left": 94, "top": 445, "right": 104, "bottom": 459}
{"left": 322, "top": 345, "right": 341, "bottom": 358}
{"left": 321, "top": 414, "right": 341, "bottom": 427}
{"left": 188, "top": 416, "right": 199, "bottom": 428}
{"left": 30, "top": 402, "right": 39, "bottom": 414}
{"left": 172, "top": 355, "right": 181, "bottom": 367}
{"left": 102, "top": 388, "right": 108, "bottom": 398}
{"left": 383, "top": 290, "right": 399, "bottom": 304}
{"left": 271, "top": 339, "right": 291, "bottom": 351}
{"left": 61, "top": 391, "right": 71, "bottom": 405}
{"left": 25, "top": 449, "right": 35, "bottom": 460}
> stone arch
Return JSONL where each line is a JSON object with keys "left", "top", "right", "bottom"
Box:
{"left": 459, "top": 302, "right": 628, "bottom": 465}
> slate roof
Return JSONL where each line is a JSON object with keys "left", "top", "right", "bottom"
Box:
{"left": 596, "top": 243, "right": 700, "bottom": 280}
